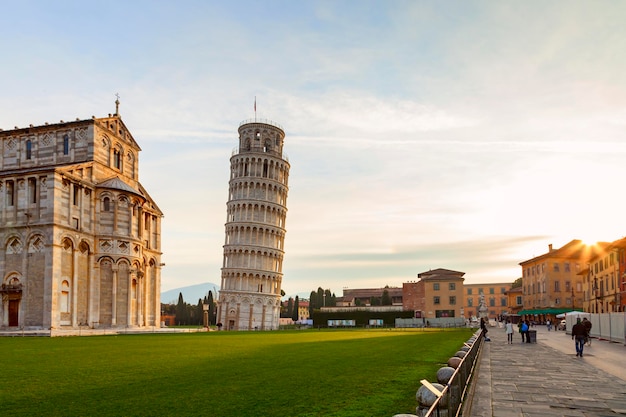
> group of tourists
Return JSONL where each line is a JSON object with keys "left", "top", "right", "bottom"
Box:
{"left": 501, "top": 318, "right": 532, "bottom": 343}
{"left": 500, "top": 315, "right": 592, "bottom": 357}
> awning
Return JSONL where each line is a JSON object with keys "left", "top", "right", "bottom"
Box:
{"left": 518, "top": 308, "right": 581, "bottom": 315}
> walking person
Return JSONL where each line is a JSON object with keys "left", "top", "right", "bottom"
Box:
{"left": 546, "top": 318, "right": 551, "bottom": 331}
{"left": 504, "top": 319, "right": 514, "bottom": 344}
{"left": 480, "top": 317, "right": 489, "bottom": 340}
{"left": 572, "top": 318, "right": 586, "bottom": 357}
{"left": 521, "top": 320, "right": 530, "bottom": 343}
{"left": 518, "top": 320, "right": 525, "bottom": 343}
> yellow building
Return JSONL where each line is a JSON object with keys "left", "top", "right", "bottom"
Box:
{"left": 519, "top": 240, "right": 608, "bottom": 321}
{"left": 416, "top": 268, "right": 465, "bottom": 319}
{"left": 504, "top": 285, "right": 523, "bottom": 316}
{"left": 464, "top": 282, "right": 512, "bottom": 319}
{"left": 584, "top": 238, "right": 626, "bottom": 313}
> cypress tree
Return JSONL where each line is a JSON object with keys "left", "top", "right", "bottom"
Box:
{"left": 309, "top": 291, "right": 317, "bottom": 317}
{"left": 292, "top": 296, "right": 300, "bottom": 322}
{"left": 176, "top": 292, "right": 186, "bottom": 325}
{"left": 381, "top": 289, "right": 392, "bottom": 306}
{"left": 207, "top": 290, "right": 215, "bottom": 325}
{"left": 287, "top": 297, "right": 294, "bottom": 319}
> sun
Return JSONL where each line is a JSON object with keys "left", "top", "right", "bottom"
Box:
{"left": 581, "top": 238, "right": 600, "bottom": 246}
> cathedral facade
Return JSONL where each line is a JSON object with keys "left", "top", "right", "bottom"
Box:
{"left": 0, "top": 104, "right": 163, "bottom": 330}
{"left": 217, "top": 119, "right": 290, "bottom": 330}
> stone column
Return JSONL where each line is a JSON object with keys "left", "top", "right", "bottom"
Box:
{"left": 90, "top": 256, "right": 99, "bottom": 328}
{"left": 127, "top": 271, "right": 134, "bottom": 326}
{"left": 137, "top": 271, "right": 144, "bottom": 326}
{"left": 71, "top": 247, "right": 78, "bottom": 327}
{"left": 111, "top": 264, "right": 118, "bottom": 326}
{"left": 86, "top": 251, "right": 93, "bottom": 326}
{"left": 261, "top": 304, "right": 267, "bottom": 330}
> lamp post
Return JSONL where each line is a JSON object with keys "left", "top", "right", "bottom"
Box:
{"left": 593, "top": 278, "right": 599, "bottom": 314}
{"left": 203, "top": 303, "right": 209, "bottom": 329}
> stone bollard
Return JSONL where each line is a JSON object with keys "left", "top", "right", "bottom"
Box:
{"left": 416, "top": 382, "right": 448, "bottom": 417}
{"left": 447, "top": 356, "right": 462, "bottom": 368}
{"left": 436, "top": 366, "right": 455, "bottom": 384}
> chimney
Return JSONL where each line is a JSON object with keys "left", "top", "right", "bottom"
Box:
{"left": 548, "top": 244, "right": 553, "bottom": 252}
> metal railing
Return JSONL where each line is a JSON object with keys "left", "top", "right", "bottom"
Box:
{"left": 239, "top": 118, "right": 284, "bottom": 131}
{"left": 420, "top": 329, "right": 484, "bottom": 417}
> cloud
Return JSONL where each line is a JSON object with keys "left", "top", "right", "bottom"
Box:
{"left": 4, "top": 1, "right": 626, "bottom": 297}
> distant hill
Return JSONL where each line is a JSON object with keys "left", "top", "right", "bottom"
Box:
{"left": 161, "top": 283, "right": 220, "bottom": 305}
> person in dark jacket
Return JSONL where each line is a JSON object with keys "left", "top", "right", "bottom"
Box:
{"left": 571, "top": 318, "right": 586, "bottom": 357}
{"left": 480, "top": 317, "right": 488, "bottom": 339}
{"left": 521, "top": 320, "right": 531, "bottom": 343}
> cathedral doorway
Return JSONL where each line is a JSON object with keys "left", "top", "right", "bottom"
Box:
{"left": 8, "top": 299, "right": 19, "bottom": 326}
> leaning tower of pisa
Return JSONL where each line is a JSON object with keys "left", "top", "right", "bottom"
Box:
{"left": 217, "top": 119, "right": 290, "bottom": 330}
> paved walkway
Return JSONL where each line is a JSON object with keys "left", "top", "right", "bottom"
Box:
{"left": 469, "top": 324, "right": 626, "bottom": 416}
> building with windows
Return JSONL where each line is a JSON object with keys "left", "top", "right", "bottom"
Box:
{"left": 504, "top": 285, "right": 523, "bottom": 316}
{"left": 464, "top": 282, "right": 512, "bottom": 319}
{"left": 519, "top": 240, "right": 608, "bottom": 321}
{"left": 280, "top": 299, "right": 310, "bottom": 322}
{"left": 403, "top": 268, "right": 465, "bottom": 318}
{"left": 0, "top": 102, "right": 163, "bottom": 330}
{"left": 217, "top": 119, "right": 290, "bottom": 330}
{"left": 584, "top": 237, "right": 626, "bottom": 313}
{"left": 336, "top": 287, "right": 403, "bottom": 307}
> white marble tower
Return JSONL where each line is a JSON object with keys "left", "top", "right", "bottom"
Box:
{"left": 217, "top": 119, "right": 289, "bottom": 330}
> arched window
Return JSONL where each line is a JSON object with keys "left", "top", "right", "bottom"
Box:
{"left": 28, "top": 178, "right": 37, "bottom": 203}
{"left": 63, "top": 135, "right": 69, "bottom": 155}
{"left": 103, "top": 197, "right": 111, "bottom": 211}
{"left": 113, "top": 149, "right": 122, "bottom": 169}
{"left": 26, "top": 140, "right": 32, "bottom": 159}
{"left": 61, "top": 280, "right": 70, "bottom": 313}
{"left": 6, "top": 180, "right": 15, "bottom": 206}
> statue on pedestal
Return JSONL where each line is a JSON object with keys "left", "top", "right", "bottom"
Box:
{"left": 478, "top": 293, "right": 488, "bottom": 320}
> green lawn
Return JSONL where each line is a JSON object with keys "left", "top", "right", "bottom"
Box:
{"left": 0, "top": 328, "right": 473, "bottom": 416}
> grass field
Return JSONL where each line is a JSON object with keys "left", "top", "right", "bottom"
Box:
{"left": 0, "top": 328, "right": 473, "bottom": 416}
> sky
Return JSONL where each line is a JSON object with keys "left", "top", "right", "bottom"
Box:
{"left": 2, "top": 1, "right": 626, "bottom": 299}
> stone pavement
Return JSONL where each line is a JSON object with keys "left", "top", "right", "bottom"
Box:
{"left": 468, "top": 324, "right": 626, "bottom": 416}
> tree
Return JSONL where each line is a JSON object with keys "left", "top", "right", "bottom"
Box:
{"left": 162, "top": 303, "right": 176, "bottom": 315}
{"left": 511, "top": 277, "right": 523, "bottom": 288}
{"left": 176, "top": 292, "right": 187, "bottom": 325}
{"left": 308, "top": 291, "right": 317, "bottom": 317}
{"left": 324, "top": 289, "right": 335, "bottom": 307}
{"left": 306, "top": 287, "right": 337, "bottom": 314}
{"left": 207, "top": 290, "right": 216, "bottom": 325}
{"left": 381, "top": 290, "right": 392, "bottom": 306}
{"left": 317, "top": 287, "right": 325, "bottom": 307}
{"left": 287, "top": 297, "right": 294, "bottom": 319}
{"left": 195, "top": 299, "right": 204, "bottom": 325}
{"left": 292, "top": 296, "right": 300, "bottom": 322}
